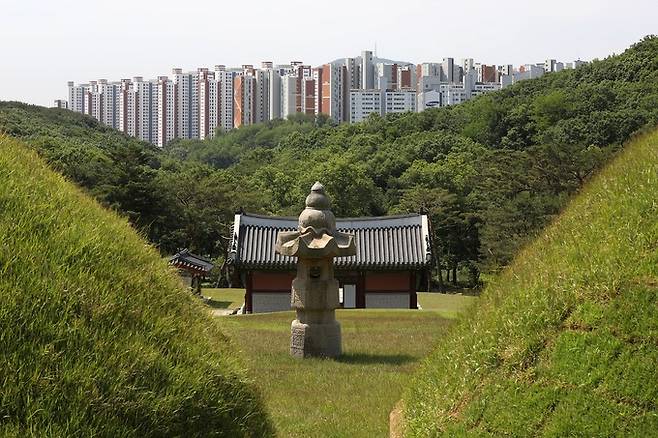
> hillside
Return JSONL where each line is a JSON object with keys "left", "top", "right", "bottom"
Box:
{"left": 403, "top": 129, "right": 658, "bottom": 436}
{"left": 0, "top": 102, "right": 173, "bottom": 247}
{"left": 0, "top": 135, "right": 273, "bottom": 436}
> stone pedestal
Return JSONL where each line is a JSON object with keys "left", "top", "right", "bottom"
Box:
{"left": 290, "top": 320, "right": 341, "bottom": 358}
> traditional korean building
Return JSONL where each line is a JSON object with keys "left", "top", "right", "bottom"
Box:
{"left": 228, "top": 213, "right": 432, "bottom": 313}
{"left": 170, "top": 249, "right": 214, "bottom": 294}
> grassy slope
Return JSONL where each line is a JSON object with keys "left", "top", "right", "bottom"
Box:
{"left": 405, "top": 129, "right": 658, "bottom": 436}
{"left": 0, "top": 135, "right": 272, "bottom": 436}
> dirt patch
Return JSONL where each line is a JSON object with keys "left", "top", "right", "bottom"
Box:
{"left": 390, "top": 400, "right": 405, "bottom": 438}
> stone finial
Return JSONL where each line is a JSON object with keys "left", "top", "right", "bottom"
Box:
{"left": 305, "top": 182, "right": 331, "bottom": 210}
{"left": 299, "top": 182, "right": 336, "bottom": 236}
{"left": 276, "top": 183, "right": 355, "bottom": 259}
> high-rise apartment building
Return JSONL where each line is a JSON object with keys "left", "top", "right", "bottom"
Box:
{"left": 233, "top": 73, "right": 256, "bottom": 128}
{"left": 462, "top": 58, "right": 475, "bottom": 74}
{"left": 118, "top": 78, "right": 136, "bottom": 137}
{"left": 350, "top": 89, "right": 382, "bottom": 123}
{"left": 268, "top": 68, "right": 281, "bottom": 120}
{"left": 377, "top": 63, "right": 394, "bottom": 90}
{"left": 544, "top": 59, "right": 557, "bottom": 73}
{"left": 132, "top": 77, "right": 160, "bottom": 144}
{"left": 397, "top": 65, "right": 413, "bottom": 89}
{"left": 199, "top": 69, "right": 221, "bottom": 139}
{"left": 98, "top": 80, "right": 121, "bottom": 129}
{"left": 157, "top": 76, "right": 175, "bottom": 148}
{"left": 345, "top": 57, "right": 361, "bottom": 90}
{"left": 418, "top": 62, "right": 441, "bottom": 78}
{"left": 301, "top": 77, "right": 316, "bottom": 116}
{"left": 68, "top": 81, "right": 89, "bottom": 113}
{"left": 385, "top": 89, "right": 416, "bottom": 114}
{"left": 87, "top": 81, "right": 101, "bottom": 120}
{"left": 350, "top": 88, "right": 416, "bottom": 123}
{"left": 281, "top": 74, "right": 297, "bottom": 119}
{"left": 53, "top": 99, "right": 68, "bottom": 109}
{"left": 476, "top": 64, "right": 497, "bottom": 83}
{"left": 294, "top": 64, "right": 312, "bottom": 114}
{"left": 254, "top": 69, "right": 270, "bottom": 123}
{"left": 499, "top": 64, "right": 514, "bottom": 76}
{"left": 215, "top": 66, "right": 236, "bottom": 133}
{"left": 316, "top": 63, "right": 344, "bottom": 123}
{"left": 361, "top": 50, "right": 375, "bottom": 89}
{"left": 442, "top": 58, "right": 454, "bottom": 83}
{"left": 171, "top": 68, "right": 200, "bottom": 140}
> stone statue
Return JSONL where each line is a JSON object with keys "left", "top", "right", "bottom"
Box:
{"left": 275, "top": 182, "right": 356, "bottom": 358}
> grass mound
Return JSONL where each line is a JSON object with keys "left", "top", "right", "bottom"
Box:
{"left": 404, "top": 128, "right": 658, "bottom": 436}
{"left": 0, "top": 135, "right": 273, "bottom": 436}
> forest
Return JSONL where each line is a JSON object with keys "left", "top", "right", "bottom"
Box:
{"left": 1, "top": 36, "right": 656, "bottom": 287}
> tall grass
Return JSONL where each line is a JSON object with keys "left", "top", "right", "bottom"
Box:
{"left": 404, "top": 129, "right": 658, "bottom": 436}
{"left": 0, "top": 135, "right": 273, "bottom": 436}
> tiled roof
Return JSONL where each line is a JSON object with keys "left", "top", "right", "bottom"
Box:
{"left": 228, "top": 213, "right": 431, "bottom": 270}
{"left": 170, "top": 249, "right": 214, "bottom": 273}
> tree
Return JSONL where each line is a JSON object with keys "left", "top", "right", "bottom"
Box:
{"left": 395, "top": 187, "right": 480, "bottom": 288}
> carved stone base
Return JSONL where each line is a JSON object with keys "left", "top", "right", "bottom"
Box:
{"left": 290, "top": 319, "right": 341, "bottom": 358}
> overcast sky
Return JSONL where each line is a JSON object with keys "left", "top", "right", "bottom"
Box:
{"left": 1, "top": 0, "right": 656, "bottom": 106}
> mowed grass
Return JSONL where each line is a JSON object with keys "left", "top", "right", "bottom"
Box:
{"left": 203, "top": 288, "right": 246, "bottom": 309}
{"left": 405, "top": 129, "right": 658, "bottom": 436}
{"left": 216, "top": 295, "right": 475, "bottom": 438}
{"left": 418, "top": 292, "right": 478, "bottom": 317}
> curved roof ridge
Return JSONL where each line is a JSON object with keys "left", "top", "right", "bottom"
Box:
{"left": 171, "top": 248, "right": 213, "bottom": 263}
{"left": 239, "top": 212, "right": 423, "bottom": 221}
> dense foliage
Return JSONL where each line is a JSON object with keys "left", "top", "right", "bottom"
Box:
{"left": 0, "top": 135, "right": 273, "bottom": 436}
{"left": 2, "top": 36, "right": 656, "bottom": 285}
{"left": 404, "top": 126, "right": 658, "bottom": 436}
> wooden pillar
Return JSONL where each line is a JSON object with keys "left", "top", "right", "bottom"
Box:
{"left": 245, "top": 272, "right": 253, "bottom": 313}
{"left": 195, "top": 274, "right": 202, "bottom": 296}
{"left": 409, "top": 271, "right": 418, "bottom": 309}
{"left": 356, "top": 272, "right": 366, "bottom": 308}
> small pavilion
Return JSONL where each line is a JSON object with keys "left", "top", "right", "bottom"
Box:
{"left": 170, "top": 249, "right": 214, "bottom": 295}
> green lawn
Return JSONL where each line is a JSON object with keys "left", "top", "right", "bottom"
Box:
{"left": 417, "top": 292, "right": 478, "bottom": 317}
{"left": 202, "top": 288, "right": 245, "bottom": 309}
{"left": 215, "top": 294, "right": 475, "bottom": 437}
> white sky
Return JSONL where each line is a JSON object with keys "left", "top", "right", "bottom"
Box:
{"left": 0, "top": 0, "right": 656, "bottom": 106}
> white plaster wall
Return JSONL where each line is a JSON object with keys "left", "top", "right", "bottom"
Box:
{"left": 252, "top": 292, "right": 292, "bottom": 313}
{"left": 365, "top": 293, "right": 410, "bottom": 309}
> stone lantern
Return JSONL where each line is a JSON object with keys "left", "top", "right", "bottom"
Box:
{"left": 275, "top": 182, "right": 356, "bottom": 358}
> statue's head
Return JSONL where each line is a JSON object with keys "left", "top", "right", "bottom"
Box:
{"left": 298, "top": 182, "right": 336, "bottom": 235}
